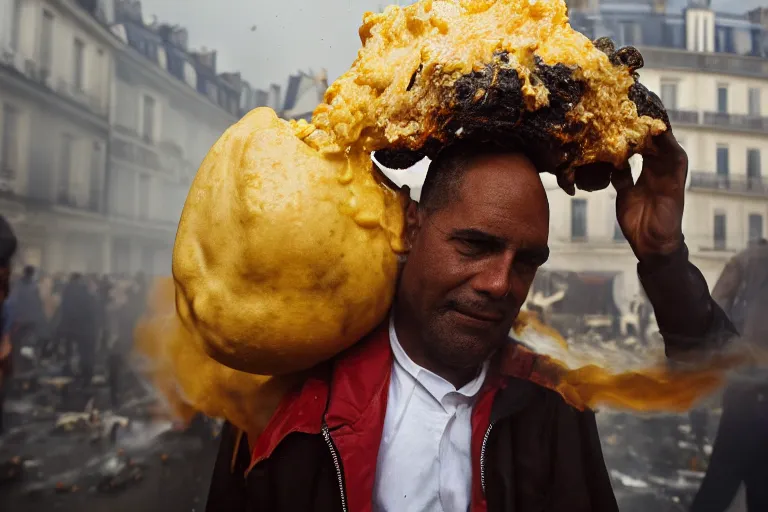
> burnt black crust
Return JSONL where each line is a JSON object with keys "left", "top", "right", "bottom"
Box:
{"left": 376, "top": 39, "right": 669, "bottom": 194}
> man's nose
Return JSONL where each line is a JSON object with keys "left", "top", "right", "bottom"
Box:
{"left": 470, "top": 251, "right": 515, "bottom": 300}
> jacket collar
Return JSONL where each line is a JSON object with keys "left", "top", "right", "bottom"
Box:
{"left": 248, "top": 322, "right": 562, "bottom": 458}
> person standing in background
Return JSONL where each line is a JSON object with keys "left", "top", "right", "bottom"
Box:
{"left": 6, "top": 266, "right": 46, "bottom": 370}
{"left": 691, "top": 239, "right": 768, "bottom": 512}
{"left": 57, "top": 273, "right": 99, "bottom": 387}
{"left": 0, "top": 215, "right": 18, "bottom": 434}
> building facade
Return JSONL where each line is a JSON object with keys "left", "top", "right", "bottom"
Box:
{"left": 0, "top": 0, "right": 116, "bottom": 273}
{"left": 105, "top": 0, "right": 238, "bottom": 275}
{"left": 0, "top": 0, "right": 266, "bottom": 276}
{"left": 542, "top": 0, "right": 768, "bottom": 313}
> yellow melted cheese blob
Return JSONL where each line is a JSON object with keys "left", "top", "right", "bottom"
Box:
{"left": 172, "top": 108, "right": 404, "bottom": 375}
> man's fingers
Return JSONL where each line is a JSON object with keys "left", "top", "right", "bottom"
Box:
{"left": 610, "top": 164, "right": 634, "bottom": 196}
{"left": 573, "top": 162, "right": 613, "bottom": 192}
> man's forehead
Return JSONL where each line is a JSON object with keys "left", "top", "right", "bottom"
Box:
{"left": 372, "top": 152, "right": 552, "bottom": 203}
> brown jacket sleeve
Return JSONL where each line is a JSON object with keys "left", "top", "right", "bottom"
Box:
{"left": 710, "top": 254, "right": 743, "bottom": 312}
{"left": 637, "top": 241, "right": 737, "bottom": 358}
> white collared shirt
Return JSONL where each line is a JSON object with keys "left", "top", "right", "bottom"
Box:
{"left": 373, "top": 317, "right": 489, "bottom": 512}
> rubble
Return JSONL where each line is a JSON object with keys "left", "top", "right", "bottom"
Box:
{"left": 0, "top": 328, "right": 725, "bottom": 511}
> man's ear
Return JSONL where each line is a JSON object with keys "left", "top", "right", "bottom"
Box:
{"left": 405, "top": 200, "right": 422, "bottom": 251}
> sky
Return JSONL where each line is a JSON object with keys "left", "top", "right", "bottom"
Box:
{"left": 139, "top": 0, "right": 768, "bottom": 90}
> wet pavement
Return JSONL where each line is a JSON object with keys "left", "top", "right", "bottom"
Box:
{"left": 0, "top": 362, "right": 220, "bottom": 512}
{"left": 0, "top": 351, "right": 727, "bottom": 511}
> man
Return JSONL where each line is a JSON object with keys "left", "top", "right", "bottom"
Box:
{"left": 207, "top": 131, "right": 734, "bottom": 512}
{"left": 690, "top": 238, "right": 768, "bottom": 512}
{"left": 57, "top": 273, "right": 99, "bottom": 386}
{"left": 0, "top": 215, "right": 17, "bottom": 434}
{"left": 109, "top": 275, "right": 147, "bottom": 407}
{"left": 6, "top": 265, "right": 46, "bottom": 371}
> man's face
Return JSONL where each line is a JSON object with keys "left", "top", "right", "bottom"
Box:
{"left": 397, "top": 152, "right": 550, "bottom": 371}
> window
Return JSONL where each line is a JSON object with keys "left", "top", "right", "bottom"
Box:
{"left": 714, "top": 213, "right": 727, "bottom": 250}
{"left": 39, "top": 10, "right": 54, "bottom": 72}
{"left": 660, "top": 81, "right": 678, "bottom": 110}
{"left": 620, "top": 22, "right": 641, "bottom": 46}
{"left": 73, "top": 38, "right": 85, "bottom": 91}
{"left": 0, "top": 104, "right": 19, "bottom": 182}
{"left": 89, "top": 141, "right": 102, "bottom": 211}
{"left": 749, "top": 88, "right": 761, "bottom": 116}
{"left": 717, "top": 86, "right": 728, "bottom": 114}
{"left": 749, "top": 214, "right": 764, "bottom": 242}
{"left": 10, "top": 0, "right": 22, "bottom": 50}
{"left": 717, "top": 146, "right": 729, "bottom": 177}
{"left": 748, "top": 149, "right": 761, "bottom": 183}
{"left": 138, "top": 174, "right": 150, "bottom": 219}
{"left": 142, "top": 95, "right": 156, "bottom": 142}
{"left": 58, "top": 134, "right": 73, "bottom": 203}
{"left": 571, "top": 199, "right": 587, "bottom": 239}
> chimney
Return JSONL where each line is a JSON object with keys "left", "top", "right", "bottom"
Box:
{"left": 192, "top": 48, "right": 217, "bottom": 73}
{"left": 749, "top": 7, "right": 768, "bottom": 27}
{"left": 254, "top": 90, "right": 268, "bottom": 108}
{"left": 269, "top": 84, "right": 282, "bottom": 112}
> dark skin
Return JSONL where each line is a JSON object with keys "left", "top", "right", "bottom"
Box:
{"left": 394, "top": 131, "right": 688, "bottom": 388}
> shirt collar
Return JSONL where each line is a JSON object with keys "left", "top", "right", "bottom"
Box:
{"left": 388, "top": 315, "right": 489, "bottom": 403}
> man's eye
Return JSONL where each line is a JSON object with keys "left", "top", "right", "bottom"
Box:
{"left": 456, "top": 239, "right": 488, "bottom": 256}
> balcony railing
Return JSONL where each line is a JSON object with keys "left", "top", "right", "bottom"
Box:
{"left": 112, "top": 137, "right": 165, "bottom": 173}
{"left": 689, "top": 171, "right": 768, "bottom": 196}
{"left": 660, "top": 108, "right": 768, "bottom": 135}
{"left": 666, "top": 109, "right": 699, "bottom": 125}
{"left": 56, "top": 190, "right": 101, "bottom": 213}
{"left": 1, "top": 53, "right": 108, "bottom": 119}
{"left": 638, "top": 46, "right": 768, "bottom": 79}
{"left": 702, "top": 112, "right": 768, "bottom": 132}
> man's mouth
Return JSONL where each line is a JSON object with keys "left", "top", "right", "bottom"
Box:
{"left": 450, "top": 304, "right": 505, "bottom": 324}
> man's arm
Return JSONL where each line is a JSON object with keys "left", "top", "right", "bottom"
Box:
{"left": 637, "top": 241, "right": 737, "bottom": 357}
{"left": 710, "top": 254, "right": 743, "bottom": 312}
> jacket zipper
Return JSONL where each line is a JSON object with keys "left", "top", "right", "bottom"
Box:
{"left": 480, "top": 421, "right": 495, "bottom": 495}
{"left": 322, "top": 424, "right": 348, "bottom": 512}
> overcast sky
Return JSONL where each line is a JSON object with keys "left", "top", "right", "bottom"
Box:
{"left": 139, "top": 0, "right": 768, "bottom": 90}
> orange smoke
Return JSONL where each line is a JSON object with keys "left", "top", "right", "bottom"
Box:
{"left": 514, "top": 311, "right": 752, "bottom": 412}
{"left": 133, "top": 277, "right": 303, "bottom": 439}
{"left": 135, "top": 279, "right": 752, "bottom": 435}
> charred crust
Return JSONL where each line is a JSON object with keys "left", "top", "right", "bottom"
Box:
{"left": 593, "top": 37, "right": 616, "bottom": 56}
{"left": 610, "top": 46, "right": 644, "bottom": 72}
{"left": 629, "top": 82, "right": 671, "bottom": 128}
{"left": 377, "top": 43, "right": 667, "bottom": 192}
{"left": 375, "top": 148, "right": 427, "bottom": 169}
{"left": 406, "top": 64, "right": 423, "bottom": 92}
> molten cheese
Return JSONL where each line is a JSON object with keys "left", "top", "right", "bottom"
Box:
{"left": 302, "top": 0, "right": 666, "bottom": 167}
{"left": 172, "top": 108, "right": 404, "bottom": 375}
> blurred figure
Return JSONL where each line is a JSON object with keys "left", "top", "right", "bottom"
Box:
{"left": 691, "top": 239, "right": 768, "bottom": 512}
{"left": 109, "top": 275, "right": 147, "bottom": 407}
{"left": 57, "top": 273, "right": 99, "bottom": 387}
{"left": 6, "top": 266, "right": 46, "bottom": 370}
{"left": 0, "top": 215, "right": 18, "bottom": 434}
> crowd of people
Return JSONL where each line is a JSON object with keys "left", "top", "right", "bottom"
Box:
{"left": 0, "top": 265, "right": 149, "bottom": 432}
